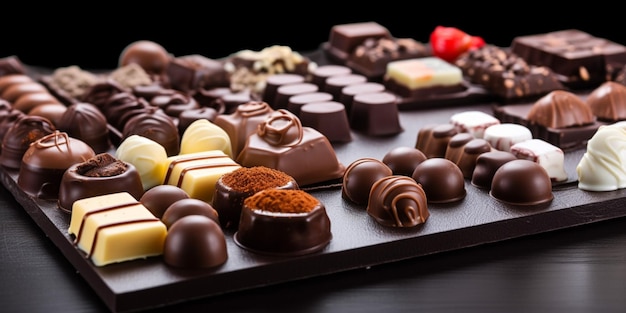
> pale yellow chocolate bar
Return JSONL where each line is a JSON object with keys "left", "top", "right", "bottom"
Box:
{"left": 386, "top": 57, "right": 462, "bottom": 90}
{"left": 68, "top": 192, "right": 167, "bottom": 267}
{"left": 162, "top": 150, "right": 241, "bottom": 203}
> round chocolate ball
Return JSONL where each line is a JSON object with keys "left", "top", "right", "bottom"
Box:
{"left": 490, "top": 159, "right": 554, "bottom": 206}
{"left": 342, "top": 158, "right": 393, "bottom": 205}
{"left": 411, "top": 157, "right": 466, "bottom": 203}
{"left": 164, "top": 215, "right": 228, "bottom": 269}
{"left": 119, "top": 40, "right": 171, "bottom": 75}
{"left": 140, "top": 185, "right": 190, "bottom": 218}
{"left": 382, "top": 146, "right": 427, "bottom": 177}
{"left": 471, "top": 150, "right": 517, "bottom": 190}
{"left": 161, "top": 198, "right": 220, "bottom": 228}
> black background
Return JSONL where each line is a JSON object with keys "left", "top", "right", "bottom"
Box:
{"left": 3, "top": 4, "right": 625, "bottom": 70}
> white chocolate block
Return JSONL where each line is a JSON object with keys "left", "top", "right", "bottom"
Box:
{"left": 386, "top": 57, "right": 463, "bottom": 90}
{"left": 116, "top": 135, "right": 168, "bottom": 190}
{"left": 577, "top": 123, "right": 626, "bottom": 191}
{"left": 483, "top": 123, "right": 532, "bottom": 152}
{"left": 511, "top": 139, "right": 568, "bottom": 182}
{"left": 449, "top": 111, "right": 500, "bottom": 139}
{"left": 163, "top": 150, "right": 241, "bottom": 203}
{"left": 180, "top": 119, "right": 233, "bottom": 158}
{"left": 68, "top": 192, "right": 167, "bottom": 267}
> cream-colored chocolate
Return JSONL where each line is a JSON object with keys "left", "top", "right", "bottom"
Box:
{"left": 585, "top": 81, "right": 626, "bottom": 121}
{"left": 179, "top": 119, "right": 233, "bottom": 158}
{"left": 577, "top": 122, "right": 626, "bottom": 191}
{"left": 68, "top": 192, "right": 167, "bottom": 267}
{"left": 385, "top": 57, "right": 462, "bottom": 90}
{"left": 163, "top": 150, "right": 241, "bottom": 203}
{"left": 116, "top": 135, "right": 169, "bottom": 190}
{"left": 511, "top": 138, "right": 568, "bottom": 182}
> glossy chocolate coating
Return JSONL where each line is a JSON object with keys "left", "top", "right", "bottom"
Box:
{"left": 18, "top": 131, "right": 96, "bottom": 199}
{"left": 0, "top": 74, "right": 33, "bottom": 95}
{"left": 213, "top": 101, "right": 275, "bottom": 158}
{"left": 339, "top": 82, "right": 385, "bottom": 113}
{"left": 446, "top": 137, "right": 493, "bottom": 178}
{"left": 28, "top": 103, "right": 67, "bottom": 126}
{"left": 287, "top": 91, "right": 333, "bottom": 117}
{"left": 411, "top": 158, "right": 466, "bottom": 203}
{"left": 166, "top": 54, "right": 229, "bottom": 93}
{"left": 382, "top": 146, "right": 428, "bottom": 177}
{"left": 119, "top": 40, "right": 171, "bottom": 75}
{"left": 57, "top": 153, "right": 144, "bottom": 213}
{"left": 122, "top": 111, "right": 180, "bottom": 156}
{"left": 527, "top": 90, "right": 595, "bottom": 128}
{"left": 178, "top": 107, "right": 219, "bottom": 134}
{"left": 140, "top": 185, "right": 190, "bottom": 219}
{"left": 347, "top": 37, "right": 430, "bottom": 79}
{"left": 57, "top": 102, "right": 112, "bottom": 153}
{"left": 0, "top": 101, "right": 25, "bottom": 149}
{"left": 274, "top": 82, "right": 319, "bottom": 110}
{"left": 212, "top": 166, "right": 299, "bottom": 229}
{"left": 310, "top": 65, "right": 352, "bottom": 89}
{"left": 0, "top": 115, "right": 56, "bottom": 169}
{"left": 586, "top": 81, "right": 626, "bottom": 121}
{"left": 490, "top": 159, "right": 554, "bottom": 206}
{"left": 262, "top": 73, "right": 305, "bottom": 106}
{"left": 0, "top": 55, "right": 26, "bottom": 76}
{"left": 235, "top": 189, "right": 332, "bottom": 256}
{"left": 349, "top": 91, "right": 403, "bottom": 136}
{"left": 161, "top": 198, "right": 220, "bottom": 228}
{"left": 342, "top": 157, "right": 393, "bottom": 205}
{"left": 164, "top": 215, "right": 228, "bottom": 268}
{"left": 324, "top": 22, "right": 392, "bottom": 63}
{"left": 299, "top": 101, "right": 352, "bottom": 143}
{"left": 471, "top": 150, "right": 518, "bottom": 189}
{"left": 367, "top": 175, "right": 430, "bottom": 227}
{"left": 511, "top": 29, "right": 626, "bottom": 89}
{"left": 415, "top": 123, "right": 458, "bottom": 158}
{"left": 323, "top": 74, "right": 367, "bottom": 101}
{"left": 2, "top": 81, "right": 48, "bottom": 103}
{"left": 236, "top": 110, "right": 345, "bottom": 186}
{"left": 79, "top": 80, "right": 127, "bottom": 108}
{"left": 13, "top": 92, "right": 61, "bottom": 113}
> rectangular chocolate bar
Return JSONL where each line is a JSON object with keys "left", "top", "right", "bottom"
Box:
{"left": 511, "top": 29, "right": 626, "bottom": 89}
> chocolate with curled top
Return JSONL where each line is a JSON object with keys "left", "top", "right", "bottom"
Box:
{"left": 367, "top": 175, "right": 429, "bottom": 228}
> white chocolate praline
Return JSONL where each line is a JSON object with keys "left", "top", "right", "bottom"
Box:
{"left": 577, "top": 123, "right": 626, "bottom": 191}
{"left": 511, "top": 139, "right": 568, "bottom": 182}
{"left": 116, "top": 135, "right": 168, "bottom": 190}
{"left": 449, "top": 111, "right": 500, "bottom": 139}
{"left": 163, "top": 150, "right": 241, "bottom": 204}
{"left": 179, "top": 119, "right": 233, "bottom": 158}
{"left": 68, "top": 192, "right": 167, "bottom": 267}
{"left": 483, "top": 123, "right": 532, "bottom": 152}
{"left": 386, "top": 57, "right": 462, "bottom": 90}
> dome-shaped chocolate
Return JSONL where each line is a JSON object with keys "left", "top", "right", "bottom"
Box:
{"left": 471, "top": 150, "right": 518, "bottom": 189}
{"left": 527, "top": 90, "right": 595, "bottom": 128}
{"left": 57, "top": 102, "right": 112, "bottom": 153}
{"left": 367, "top": 175, "right": 430, "bottom": 227}
{"left": 164, "top": 215, "right": 228, "bottom": 268}
{"left": 342, "top": 157, "right": 393, "bottom": 205}
{"left": 122, "top": 111, "right": 180, "bottom": 156}
{"left": 161, "top": 198, "right": 220, "bottom": 229}
{"left": 490, "top": 159, "right": 554, "bottom": 206}
{"left": 0, "top": 115, "right": 56, "bottom": 169}
{"left": 382, "top": 146, "right": 427, "bottom": 177}
{"left": 119, "top": 40, "right": 171, "bottom": 76}
{"left": 412, "top": 158, "right": 466, "bottom": 203}
{"left": 140, "top": 185, "right": 190, "bottom": 219}
{"left": 586, "top": 81, "right": 626, "bottom": 122}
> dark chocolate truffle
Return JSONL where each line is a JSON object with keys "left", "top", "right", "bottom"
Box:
{"left": 490, "top": 159, "right": 554, "bottom": 206}
{"left": 119, "top": 40, "right": 171, "bottom": 76}
{"left": 0, "top": 115, "right": 56, "bottom": 169}
{"left": 161, "top": 198, "right": 220, "bottom": 229}
{"left": 235, "top": 189, "right": 332, "bottom": 256}
{"left": 164, "top": 215, "right": 228, "bottom": 268}
{"left": 471, "top": 150, "right": 518, "bottom": 189}
{"left": 342, "top": 157, "right": 393, "bottom": 205}
{"left": 57, "top": 153, "right": 144, "bottom": 213}
{"left": 122, "top": 110, "right": 180, "bottom": 156}
{"left": 382, "top": 146, "right": 428, "bottom": 177}
{"left": 411, "top": 158, "right": 466, "bottom": 203}
{"left": 18, "top": 131, "right": 96, "bottom": 199}
{"left": 367, "top": 175, "right": 430, "bottom": 227}
{"left": 57, "top": 102, "right": 112, "bottom": 153}
{"left": 212, "top": 166, "right": 299, "bottom": 229}
{"left": 140, "top": 185, "right": 190, "bottom": 218}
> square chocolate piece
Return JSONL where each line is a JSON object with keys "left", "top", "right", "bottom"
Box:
{"left": 323, "top": 21, "right": 392, "bottom": 64}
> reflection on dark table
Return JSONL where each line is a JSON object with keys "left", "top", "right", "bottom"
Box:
{"left": 2, "top": 185, "right": 626, "bottom": 313}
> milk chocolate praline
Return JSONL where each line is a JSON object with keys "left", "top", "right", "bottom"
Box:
{"left": 0, "top": 115, "right": 56, "bottom": 169}
{"left": 119, "top": 40, "right": 171, "bottom": 76}
{"left": 161, "top": 198, "right": 220, "bottom": 229}
{"left": 342, "top": 157, "right": 393, "bottom": 205}
{"left": 164, "top": 215, "right": 228, "bottom": 268}
{"left": 490, "top": 159, "right": 554, "bottom": 206}
{"left": 57, "top": 153, "right": 144, "bottom": 213}
{"left": 235, "top": 189, "right": 332, "bottom": 256}
{"left": 367, "top": 175, "right": 430, "bottom": 228}
{"left": 382, "top": 146, "right": 427, "bottom": 177}
{"left": 140, "top": 185, "right": 190, "bottom": 218}
{"left": 411, "top": 158, "right": 466, "bottom": 203}
{"left": 213, "top": 166, "right": 299, "bottom": 229}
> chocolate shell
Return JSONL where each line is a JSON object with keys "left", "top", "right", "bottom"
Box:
{"left": 585, "top": 81, "right": 626, "bottom": 121}
{"left": 367, "top": 175, "right": 430, "bottom": 227}
{"left": 527, "top": 90, "right": 595, "bottom": 128}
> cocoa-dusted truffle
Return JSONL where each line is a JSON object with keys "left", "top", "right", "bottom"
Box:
{"left": 527, "top": 90, "right": 595, "bottom": 128}
{"left": 161, "top": 198, "right": 220, "bottom": 229}
{"left": 213, "top": 166, "right": 299, "bottom": 229}
{"left": 0, "top": 115, "right": 56, "bottom": 169}
{"left": 342, "top": 157, "right": 393, "bottom": 205}
{"left": 235, "top": 189, "right": 332, "bottom": 256}
{"left": 367, "top": 175, "right": 430, "bottom": 228}
{"left": 411, "top": 157, "right": 466, "bottom": 203}
{"left": 57, "top": 153, "right": 144, "bottom": 213}
{"left": 164, "top": 215, "right": 228, "bottom": 268}
{"left": 585, "top": 81, "right": 626, "bottom": 122}
{"left": 119, "top": 40, "right": 171, "bottom": 76}
{"left": 490, "top": 159, "right": 554, "bottom": 206}
{"left": 57, "top": 102, "right": 112, "bottom": 153}
{"left": 382, "top": 146, "right": 427, "bottom": 177}
{"left": 18, "top": 131, "right": 96, "bottom": 199}
{"left": 140, "top": 185, "right": 190, "bottom": 219}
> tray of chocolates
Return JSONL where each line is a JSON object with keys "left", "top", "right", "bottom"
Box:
{"left": 4, "top": 23, "right": 626, "bottom": 313}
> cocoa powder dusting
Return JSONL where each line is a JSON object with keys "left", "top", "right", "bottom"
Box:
{"left": 77, "top": 153, "right": 128, "bottom": 177}
{"left": 222, "top": 166, "right": 294, "bottom": 193}
{"left": 244, "top": 189, "right": 319, "bottom": 213}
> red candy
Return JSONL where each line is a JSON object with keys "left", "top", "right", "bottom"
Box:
{"left": 429, "top": 26, "right": 485, "bottom": 62}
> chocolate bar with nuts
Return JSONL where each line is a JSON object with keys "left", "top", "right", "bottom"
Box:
{"left": 510, "top": 29, "right": 626, "bottom": 89}
{"left": 455, "top": 45, "right": 564, "bottom": 102}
